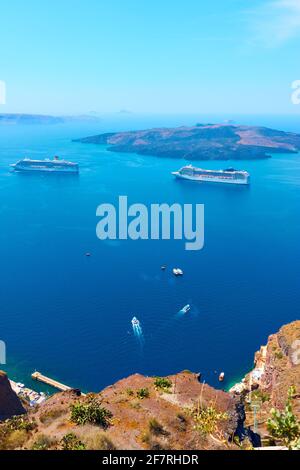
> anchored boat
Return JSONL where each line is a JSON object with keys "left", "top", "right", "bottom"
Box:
{"left": 173, "top": 268, "right": 184, "bottom": 276}
{"left": 11, "top": 156, "right": 79, "bottom": 173}
{"left": 172, "top": 165, "right": 249, "bottom": 185}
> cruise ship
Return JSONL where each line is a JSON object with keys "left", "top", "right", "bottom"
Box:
{"left": 11, "top": 157, "right": 79, "bottom": 173}
{"left": 172, "top": 165, "right": 250, "bottom": 185}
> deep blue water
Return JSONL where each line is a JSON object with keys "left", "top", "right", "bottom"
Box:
{"left": 0, "top": 114, "right": 300, "bottom": 394}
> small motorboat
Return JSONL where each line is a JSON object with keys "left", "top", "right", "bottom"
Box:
{"left": 131, "top": 317, "right": 140, "bottom": 327}
{"left": 219, "top": 372, "right": 225, "bottom": 382}
{"left": 181, "top": 304, "right": 191, "bottom": 314}
{"left": 173, "top": 268, "right": 183, "bottom": 276}
{"left": 161, "top": 265, "right": 166, "bottom": 271}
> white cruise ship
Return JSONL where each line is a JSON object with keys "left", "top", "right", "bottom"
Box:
{"left": 11, "top": 156, "right": 79, "bottom": 173}
{"left": 172, "top": 165, "right": 250, "bottom": 185}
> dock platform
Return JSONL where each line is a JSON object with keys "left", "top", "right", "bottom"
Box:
{"left": 31, "top": 371, "right": 82, "bottom": 394}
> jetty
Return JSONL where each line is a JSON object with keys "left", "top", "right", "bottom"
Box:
{"left": 31, "top": 371, "right": 85, "bottom": 394}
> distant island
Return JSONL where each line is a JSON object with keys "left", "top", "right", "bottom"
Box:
{"left": 75, "top": 123, "right": 300, "bottom": 160}
{"left": 0, "top": 113, "right": 101, "bottom": 125}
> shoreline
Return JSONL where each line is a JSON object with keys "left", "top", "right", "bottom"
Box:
{"left": 9, "top": 379, "right": 47, "bottom": 407}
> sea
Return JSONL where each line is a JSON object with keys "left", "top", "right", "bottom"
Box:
{"left": 0, "top": 113, "right": 299, "bottom": 394}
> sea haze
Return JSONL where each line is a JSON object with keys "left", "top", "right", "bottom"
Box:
{"left": 0, "top": 114, "right": 299, "bottom": 394}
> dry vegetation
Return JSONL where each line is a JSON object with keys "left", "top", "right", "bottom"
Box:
{"left": 0, "top": 372, "right": 239, "bottom": 450}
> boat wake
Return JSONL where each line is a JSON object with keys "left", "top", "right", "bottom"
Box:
{"left": 131, "top": 317, "right": 145, "bottom": 348}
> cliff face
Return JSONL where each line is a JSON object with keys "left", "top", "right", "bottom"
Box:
{"left": 75, "top": 124, "right": 300, "bottom": 160}
{"left": 0, "top": 372, "right": 241, "bottom": 450}
{"left": 0, "top": 371, "right": 26, "bottom": 421}
{"left": 1, "top": 321, "right": 299, "bottom": 450}
{"left": 230, "top": 321, "right": 300, "bottom": 441}
{"left": 91, "top": 372, "right": 238, "bottom": 450}
{"left": 254, "top": 321, "right": 300, "bottom": 411}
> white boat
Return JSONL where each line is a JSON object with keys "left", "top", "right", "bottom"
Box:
{"left": 131, "top": 317, "right": 140, "bottom": 327}
{"left": 219, "top": 372, "right": 225, "bottom": 382}
{"left": 16, "top": 382, "right": 25, "bottom": 388}
{"left": 181, "top": 304, "right": 191, "bottom": 314}
{"left": 173, "top": 268, "right": 183, "bottom": 276}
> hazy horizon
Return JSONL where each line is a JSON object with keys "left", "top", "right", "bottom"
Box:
{"left": 0, "top": 0, "right": 300, "bottom": 115}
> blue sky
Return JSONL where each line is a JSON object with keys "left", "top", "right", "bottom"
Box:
{"left": 0, "top": 0, "right": 300, "bottom": 114}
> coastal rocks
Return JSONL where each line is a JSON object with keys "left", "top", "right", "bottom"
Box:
{"left": 0, "top": 371, "right": 26, "bottom": 421}
{"left": 1, "top": 371, "right": 240, "bottom": 450}
{"left": 95, "top": 371, "right": 240, "bottom": 450}
{"left": 1, "top": 322, "right": 299, "bottom": 450}
{"left": 231, "top": 321, "right": 300, "bottom": 400}
{"left": 229, "top": 321, "right": 300, "bottom": 442}
{"left": 256, "top": 321, "right": 300, "bottom": 411}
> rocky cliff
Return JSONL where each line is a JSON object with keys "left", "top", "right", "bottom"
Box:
{"left": 1, "top": 321, "right": 299, "bottom": 450}
{"left": 0, "top": 372, "right": 243, "bottom": 450}
{"left": 254, "top": 321, "right": 300, "bottom": 410}
{"left": 230, "top": 321, "right": 300, "bottom": 443}
{"left": 0, "top": 372, "right": 26, "bottom": 421}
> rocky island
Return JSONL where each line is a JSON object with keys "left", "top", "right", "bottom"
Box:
{"left": 75, "top": 123, "right": 300, "bottom": 160}
{"left": 0, "top": 321, "right": 299, "bottom": 450}
{"left": 0, "top": 113, "right": 101, "bottom": 125}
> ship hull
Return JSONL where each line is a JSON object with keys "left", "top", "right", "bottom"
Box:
{"left": 172, "top": 172, "right": 249, "bottom": 185}
{"left": 12, "top": 164, "right": 79, "bottom": 173}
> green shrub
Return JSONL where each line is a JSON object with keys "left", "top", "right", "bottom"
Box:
{"left": 136, "top": 388, "right": 150, "bottom": 399}
{"left": 267, "top": 386, "right": 300, "bottom": 450}
{"left": 70, "top": 400, "right": 112, "bottom": 427}
{"left": 154, "top": 377, "right": 172, "bottom": 392}
{"left": 61, "top": 433, "right": 86, "bottom": 450}
{"left": 4, "top": 416, "right": 36, "bottom": 432}
{"left": 193, "top": 405, "right": 228, "bottom": 436}
{"left": 0, "top": 416, "right": 35, "bottom": 450}
{"left": 250, "top": 389, "right": 270, "bottom": 403}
